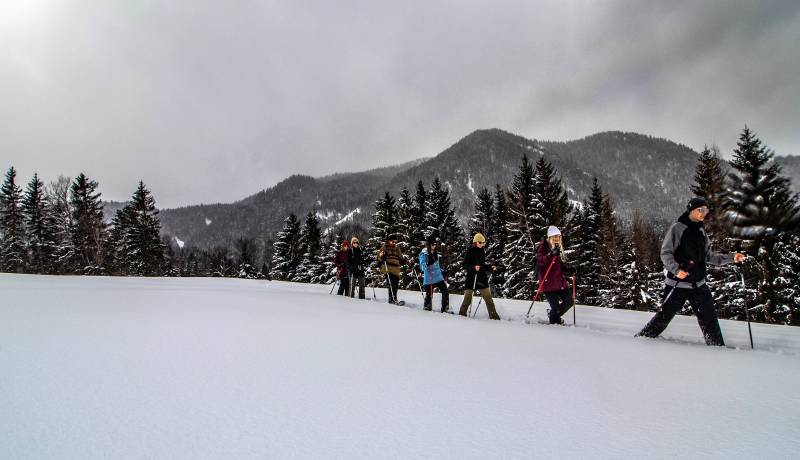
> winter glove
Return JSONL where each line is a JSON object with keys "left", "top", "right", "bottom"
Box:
{"left": 549, "top": 245, "right": 560, "bottom": 257}
{"left": 427, "top": 252, "right": 438, "bottom": 265}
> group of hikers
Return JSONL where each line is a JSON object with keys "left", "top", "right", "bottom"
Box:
{"left": 332, "top": 197, "right": 745, "bottom": 346}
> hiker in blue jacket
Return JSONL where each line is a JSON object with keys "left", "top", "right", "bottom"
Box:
{"left": 419, "top": 235, "right": 450, "bottom": 313}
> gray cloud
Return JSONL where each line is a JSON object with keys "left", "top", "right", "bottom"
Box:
{"left": 1, "top": 0, "right": 798, "bottom": 207}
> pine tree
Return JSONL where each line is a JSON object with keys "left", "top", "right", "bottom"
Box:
{"left": 628, "top": 209, "right": 663, "bottom": 311}
{"left": 425, "top": 177, "right": 466, "bottom": 287}
{"left": 68, "top": 173, "right": 106, "bottom": 274}
{"left": 321, "top": 230, "right": 344, "bottom": 285}
{"left": 503, "top": 156, "right": 540, "bottom": 299}
{"left": 0, "top": 167, "right": 27, "bottom": 273}
{"left": 596, "top": 193, "right": 625, "bottom": 307}
{"left": 295, "top": 212, "right": 324, "bottom": 283}
{"left": 571, "top": 178, "right": 604, "bottom": 305}
{"left": 469, "top": 188, "right": 494, "bottom": 253}
{"left": 396, "top": 187, "right": 416, "bottom": 289}
{"left": 691, "top": 145, "right": 728, "bottom": 246}
{"left": 491, "top": 185, "right": 509, "bottom": 293}
{"left": 124, "top": 181, "right": 166, "bottom": 276}
{"left": 368, "top": 192, "right": 398, "bottom": 287}
{"left": 22, "top": 173, "right": 58, "bottom": 274}
{"left": 774, "top": 231, "right": 800, "bottom": 325}
{"left": 234, "top": 237, "right": 258, "bottom": 279}
{"left": 533, "top": 157, "right": 572, "bottom": 231}
{"left": 270, "top": 214, "right": 302, "bottom": 281}
{"left": 723, "top": 126, "right": 800, "bottom": 323}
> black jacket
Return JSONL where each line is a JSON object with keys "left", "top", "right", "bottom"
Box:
{"left": 662, "top": 212, "right": 732, "bottom": 284}
{"left": 347, "top": 247, "right": 366, "bottom": 276}
{"left": 463, "top": 245, "right": 492, "bottom": 290}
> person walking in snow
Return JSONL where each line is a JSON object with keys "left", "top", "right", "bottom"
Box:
{"left": 377, "top": 234, "right": 405, "bottom": 304}
{"left": 419, "top": 235, "right": 450, "bottom": 312}
{"left": 334, "top": 240, "right": 350, "bottom": 296}
{"left": 459, "top": 233, "right": 500, "bottom": 320}
{"left": 536, "top": 226, "right": 573, "bottom": 325}
{"left": 347, "top": 236, "right": 366, "bottom": 299}
{"left": 637, "top": 197, "right": 745, "bottom": 346}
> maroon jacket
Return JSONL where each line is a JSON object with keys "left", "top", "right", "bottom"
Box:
{"left": 535, "top": 240, "right": 567, "bottom": 292}
{"left": 334, "top": 250, "right": 349, "bottom": 278}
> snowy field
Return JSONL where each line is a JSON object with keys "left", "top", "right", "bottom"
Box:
{"left": 2, "top": 274, "right": 799, "bottom": 459}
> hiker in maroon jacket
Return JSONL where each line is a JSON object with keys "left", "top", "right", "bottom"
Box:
{"left": 536, "top": 226, "right": 572, "bottom": 324}
{"left": 334, "top": 240, "right": 350, "bottom": 296}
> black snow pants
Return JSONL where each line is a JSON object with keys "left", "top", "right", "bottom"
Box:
{"left": 337, "top": 274, "right": 350, "bottom": 296}
{"left": 638, "top": 284, "right": 725, "bottom": 346}
{"left": 544, "top": 288, "right": 573, "bottom": 324}
{"left": 423, "top": 281, "right": 450, "bottom": 312}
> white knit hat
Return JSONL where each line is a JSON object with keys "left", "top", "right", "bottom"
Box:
{"left": 547, "top": 226, "right": 561, "bottom": 238}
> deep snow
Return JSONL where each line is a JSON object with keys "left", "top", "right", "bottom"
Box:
{"left": 1, "top": 274, "right": 799, "bottom": 459}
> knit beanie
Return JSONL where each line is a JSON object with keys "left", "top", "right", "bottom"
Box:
{"left": 547, "top": 226, "right": 561, "bottom": 238}
{"left": 686, "top": 197, "right": 709, "bottom": 211}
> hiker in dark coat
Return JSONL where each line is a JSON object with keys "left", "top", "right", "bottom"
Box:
{"left": 377, "top": 234, "right": 405, "bottom": 304}
{"left": 637, "top": 197, "right": 745, "bottom": 346}
{"left": 536, "top": 225, "right": 573, "bottom": 324}
{"left": 459, "top": 233, "right": 500, "bottom": 320}
{"left": 347, "top": 236, "right": 366, "bottom": 299}
{"left": 334, "top": 240, "right": 350, "bottom": 296}
{"left": 419, "top": 235, "right": 450, "bottom": 312}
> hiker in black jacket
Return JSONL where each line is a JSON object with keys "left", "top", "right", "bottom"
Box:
{"left": 458, "top": 233, "right": 500, "bottom": 320}
{"left": 637, "top": 197, "right": 745, "bottom": 346}
{"left": 347, "top": 236, "right": 366, "bottom": 299}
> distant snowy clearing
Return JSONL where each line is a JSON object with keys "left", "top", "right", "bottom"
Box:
{"left": 1, "top": 275, "right": 798, "bottom": 459}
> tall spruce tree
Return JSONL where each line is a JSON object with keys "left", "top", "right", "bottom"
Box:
{"left": 691, "top": 145, "right": 728, "bottom": 245}
{"left": 596, "top": 193, "right": 626, "bottom": 307}
{"left": 295, "top": 212, "right": 325, "bottom": 283}
{"left": 124, "top": 181, "right": 166, "bottom": 276}
{"left": 234, "top": 237, "right": 258, "bottom": 279}
{"left": 571, "top": 178, "right": 604, "bottom": 305}
{"left": 503, "top": 156, "right": 539, "bottom": 299}
{"left": 724, "top": 126, "right": 800, "bottom": 323}
{"left": 68, "top": 173, "right": 106, "bottom": 274}
{"left": 321, "top": 230, "right": 344, "bottom": 284}
{"left": 22, "top": 173, "right": 57, "bottom": 274}
{"left": 491, "top": 185, "right": 509, "bottom": 293}
{"left": 469, "top": 188, "right": 494, "bottom": 252}
{"left": 0, "top": 167, "right": 27, "bottom": 273}
{"left": 425, "top": 177, "right": 465, "bottom": 287}
{"left": 533, "top": 157, "right": 572, "bottom": 231}
{"left": 270, "top": 213, "right": 302, "bottom": 281}
{"left": 396, "top": 187, "right": 416, "bottom": 289}
{"left": 369, "top": 192, "right": 399, "bottom": 288}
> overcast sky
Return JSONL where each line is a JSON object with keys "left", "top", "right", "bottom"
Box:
{"left": 1, "top": 0, "right": 798, "bottom": 207}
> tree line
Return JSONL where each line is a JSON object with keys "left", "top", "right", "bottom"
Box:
{"left": 2, "top": 126, "right": 798, "bottom": 324}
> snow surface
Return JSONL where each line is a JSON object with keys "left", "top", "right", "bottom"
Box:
{"left": 173, "top": 236, "right": 185, "bottom": 249}
{"left": 1, "top": 274, "right": 799, "bottom": 459}
{"left": 204, "top": 217, "right": 212, "bottom": 226}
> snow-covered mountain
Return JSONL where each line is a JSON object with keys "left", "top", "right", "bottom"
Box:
{"left": 2, "top": 274, "right": 798, "bottom": 458}
{"left": 156, "top": 129, "right": 797, "bottom": 250}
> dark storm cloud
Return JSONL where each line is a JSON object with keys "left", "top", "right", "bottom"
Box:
{"left": 1, "top": 0, "right": 797, "bottom": 207}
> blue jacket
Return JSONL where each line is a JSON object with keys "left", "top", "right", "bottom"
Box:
{"left": 419, "top": 247, "right": 444, "bottom": 286}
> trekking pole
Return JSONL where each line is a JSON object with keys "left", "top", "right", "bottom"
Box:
{"left": 526, "top": 256, "right": 558, "bottom": 318}
{"left": 329, "top": 278, "right": 338, "bottom": 295}
{"left": 371, "top": 274, "right": 377, "bottom": 300}
{"left": 472, "top": 273, "right": 493, "bottom": 318}
{"left": 411, "top": 265, "right": 426, "bottom": 302}
{"left": 572, "top": 274, "right": 576, "bottom": 326}
{"left": 467, "top": 272, "right": 478, "bottom": 317}
{"left": 738, "top": 267, "right": 754, "bottom": 350}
